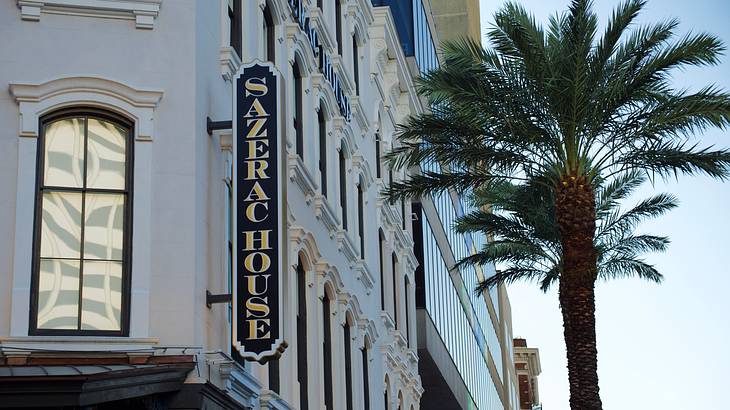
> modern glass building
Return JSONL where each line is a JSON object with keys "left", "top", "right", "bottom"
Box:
{"left": 374, "top": 1, "right": 523, "bottom": 409}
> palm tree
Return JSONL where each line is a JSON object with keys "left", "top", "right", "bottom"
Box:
{"left": 384, "top": 1, "right": 730, "bottom": 408}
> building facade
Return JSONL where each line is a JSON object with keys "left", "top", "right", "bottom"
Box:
{"left": 0, "top": 1, "right": 524, "bottom": 409}
{"left": 374, "top": 1, "right": 524, "bottom": 410}
{"left": 513, "top": 339, "right": 542, "bottom": 410}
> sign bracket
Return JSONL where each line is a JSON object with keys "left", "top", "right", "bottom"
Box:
{"left": 207, "top": 116, "right": 232, "bottom": 135}
{"left": 206, "top": 290, "right": 232, "bottom": 308}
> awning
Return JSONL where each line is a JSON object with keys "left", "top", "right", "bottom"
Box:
{"left": 0, "top": 362, "right": 195, "bottom": 408}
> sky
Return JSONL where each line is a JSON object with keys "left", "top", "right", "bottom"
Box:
{"left": 477, "top": 0, "right": 730, "bottom": 409}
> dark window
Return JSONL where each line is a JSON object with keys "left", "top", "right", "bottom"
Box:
{"left": 392, "top": 253, "right": 398, "bottom": 329}
{"left": 384, "top": 389, "right": 389, "bottom": 410}
{"left": 353, "top": 35, "right": 359, "bottom": 95}
{"left": 229, "top": 0, "right": 242, "bottom": 57}
{"left": 31, "top": 109, "right": 133, "bottom": 335}
{"left": 344, "top": 324, "right": 353, "bottom": 410}
{"left": 339, "top": 149, "right": 347, "bottom": 230}
{"left": 362, "top": 343, "right": 370, "bottom": 410}
{"left": 405, "top": 278, "right": 410, "bottom": 346}
{"left": 379, "top": 231, "right": 385, "bottom": 310}
{"left": 357, "top": 181, "right": 364, "bottom": 257}
{"left": 318, "top": 107, "right": 327, "bottom": 197}
{"left": 269, "top": 360, "right": 280, "bottom": 393}
{"left": 323, "top": 294, "right": 333, "bottom": 410}
{"left": 335, "top": 0, "right": 342, "bottom": 54}
{"left": 375, "top": 134, "right": 381, "bottom": 179}
{"left": 263, "top": 4, "right": 275, "bottom": 63}
{"left": 297, "top": 259, "right": 309, "bottom": 410}
{"left": 294, "top": 62, "right": 304, "bottom": 158}
{"left": 401, "top": 199, "right": 406, "bottom": 230}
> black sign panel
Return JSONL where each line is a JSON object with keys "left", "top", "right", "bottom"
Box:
{"left": 232, "top": 61, "right": 286, "bottom": 362}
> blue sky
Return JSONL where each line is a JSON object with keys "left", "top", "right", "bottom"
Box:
{"left": 477, "top": 1, "right": 730, "bottom": 408}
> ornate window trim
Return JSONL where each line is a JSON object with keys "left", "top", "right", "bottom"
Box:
{"left": 17, "top": 0, "right": 163, "bottom": 29}
{"left": 7, "top": 76, "right": 162, "bottom": 339}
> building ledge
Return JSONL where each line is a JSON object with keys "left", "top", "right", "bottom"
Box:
{"left": 17, "top": 0, "right": 163, "bottom": 29}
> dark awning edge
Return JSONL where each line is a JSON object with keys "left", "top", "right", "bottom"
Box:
{"left": 0, "top": 362, "right": 195, "bottom": 408}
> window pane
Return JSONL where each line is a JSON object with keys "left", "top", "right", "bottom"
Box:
{"left": 81, "top": 260, "right": 122, "bottom": 330}
{"left": 37, "top": 259, "right": 80, "bottom": 329}
{"left": 40, "top": 192, "right": 82, "bottom": 259}
{"left": 44, "top": 118, "right": 84, "bottom": 188}
{"left": 83, "top": 194, "right": 124, "bottom": 260}
{"left": 86, "top": 119, "right": 126, "bottom": 189}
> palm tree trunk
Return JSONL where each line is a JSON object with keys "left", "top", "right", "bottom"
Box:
{"left": 556, "top": 174, "right": 603, "bottom": 410}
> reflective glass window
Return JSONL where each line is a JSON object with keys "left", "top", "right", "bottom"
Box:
{"left": 33, "top": 111, "right": 131, "bottom": 334}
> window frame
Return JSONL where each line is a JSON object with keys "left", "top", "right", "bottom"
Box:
{"left": 29, "top": 107, "right": 134, "bottom": 337}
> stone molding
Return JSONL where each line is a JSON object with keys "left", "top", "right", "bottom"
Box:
{"left": 17, "top": 0, "right": 162, "bottom": 29}
{"left": 9, "top": 75, "right": 163, "bottom": 140}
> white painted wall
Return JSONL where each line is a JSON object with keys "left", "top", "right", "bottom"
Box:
{"left": 0, "top": 0, "right": 423, "bottom": 408}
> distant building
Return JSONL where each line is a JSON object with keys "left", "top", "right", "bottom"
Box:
{"left": 513, "top": 339, "right": 542, "bottom": 410}
{"left": 371, "top": 1, "right": 523, "bottom": 409}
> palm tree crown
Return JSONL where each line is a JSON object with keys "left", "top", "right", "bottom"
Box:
{"left": 384, "top": 1, "right": 730, "bottom": 409}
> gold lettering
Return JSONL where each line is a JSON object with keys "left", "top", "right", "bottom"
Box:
{"left": 245, "top": 77, "right": 268, "bottom": 97}
{"left": 246, "top": 296, "right": 270, "bottom": 318}
{"left": 244, "top": 181, "right": 270, "bottom": 201}
{"left": 242, "top": 230, "right": 272, "bottom": 251}
{"left": 244, "top": 251, "right": 271, "bottom": 273}
{"left": 245, "top": 160, "right": 269, "bottom": 180}
{"left": 243, "top": 99, "right": 269, "bottom": 118}
{"left": 246, "top": 318, "right": 271, "bottom": 339}
{"left": 246, "top": 118, "right": 268, "bottom": 138}
{"left": 246, "top": 202, "right": 269, "bottom": 222}
{"left": 246, "top": 139, "right": 269, "bottom": 158}
{"left": 246, "top": 274, "right": 271, "bottom": 296}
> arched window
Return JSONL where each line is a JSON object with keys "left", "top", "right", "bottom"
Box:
{"left": 379, "top": 230, "right": 385, "bottom": 310}
{"left": 362, "top": 337, "right": 371, "bottom": 410}
{"left": 374, "top": 132, "right": 381, "bottom": 179}
{"left": 392, "top": 253, "right": 398, "bottom": 329}
{"left": 293, "top": 61, "right": 304, "bottom": 158}
{"left": 401, "top": 199, "right": 406, "bottom": 230}
{"left": 335, "top": 0, "right": 343, "bottom": 55}
{"left": 323, "top": 292, "right": 334, "bottom": 410}
{"left": 263, "top": 3, "right": 275, "bottom": 63}
{"left": 318, "top": 105, "right": 327, "bottom": 197}
{"left": 352, "top": 34, "right": 359, "bottom": 95}
{"left": 339, "top": 146, "right": 347, "bottom": 230}
{"left": 384, "top": 379, "right": 390, "bottom": 410}
{"left": 296, "top": 257, "right": 309, "bottom": 410}
{"left": 357, "top": 178, "right": 364, "bottom": 257}
{"left": 343, "top": 318, "right": 353, "bottom": 410}
{"left": 31, "top": 109, "right": 132, "bottom": 335}
{"left": 405, "top": 276, "right": 410, "bottom": 346}
{"left": 229, "top": 0, "right": 242, "bottom": 57}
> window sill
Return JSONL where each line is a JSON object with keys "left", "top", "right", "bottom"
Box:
{"left": 0, "top": 336, "right": 160, "bottom": 353}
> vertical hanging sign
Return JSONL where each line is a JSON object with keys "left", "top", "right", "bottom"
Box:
{"left": 232, "top": 61, "right": 286, "bottom": 362}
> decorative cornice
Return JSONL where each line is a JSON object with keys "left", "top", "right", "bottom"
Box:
{"left": 313, "top": 194, "right": 339, "bottom": 238}
{"left": 287, "top": 154, "right": 317, "bottom": 204}
{"left": 219, "top": 46, "right": 241, "bottom": 82}
{"left": 348, "top": 95, "right": 369, "bottom": 131}
{"left": 17, "top": 0, "right": 162, "bottom": 29}
{"left": 9, "top": 76, "right": 163, "bottom": 107}
{"left": 353, "top": 259, "right": 374, "bottom": 294}
{"left": 336, "top": 229, "right": 358, "bottom": 267}
{"left": 350, "top": 153, "right": 374, "bottom": 189}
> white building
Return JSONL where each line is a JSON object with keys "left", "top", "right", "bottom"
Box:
{"left": 0, "top": 1, "right": 523, "bottom": 409}
{"left": 0, "top": 0, "right": 424, "bottom": 408}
